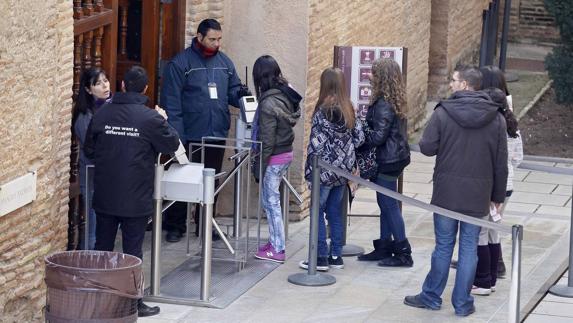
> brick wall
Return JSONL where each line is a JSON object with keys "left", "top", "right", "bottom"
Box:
{"left": 428, "top": 0, "right": 490, "bottom": 99}
{"left": 0, "top": 1, "right": 73, "bottom": 321}
{"left": 510, "top": 0, "right": 559, "bottom": 43}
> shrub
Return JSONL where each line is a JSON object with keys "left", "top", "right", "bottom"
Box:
{"left": 544, "top": 0, "right": 573, "bottom": 103}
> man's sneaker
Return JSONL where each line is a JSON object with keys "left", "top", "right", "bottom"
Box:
{"left": 258, "top": 242, "right": 272, "bottom": 252}
{"left": 298, "top": 257, "right": 329, "bottom": 271}
{"left": 328, "top": 255, "right": 344, "bottom": 269}
{"left": 471, "top": 285, "right": 491, "bottom": 296}
{"left": 254, "top": 249, "right": 285, "bottom": 263}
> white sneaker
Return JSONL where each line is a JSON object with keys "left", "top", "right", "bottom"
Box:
{"left": 471, "top": 285, "right": 491, "bottom": 296}
{"left": 491, "top": 285, "right": 496, "bottom": 292}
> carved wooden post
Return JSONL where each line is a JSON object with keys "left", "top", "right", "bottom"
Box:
{"left": 83, "top": 31, "right": 94, "bottom": 70}
{"left": 84, "top": 0, "right": 94, "bottom": 17}
{"left": 95, "top": 0, "right": 104, "bottom": 12}
{"left": 119, "top": 3, "right": 129, "bottom": 56}
{"left": 73, "top": 0, "right": 83, "bottom": 19}
{"left": 93, "top": 27, "right": 104, "bottom": 68}
{"left": 73, "top": 34, "right": 84, "bottom": 98}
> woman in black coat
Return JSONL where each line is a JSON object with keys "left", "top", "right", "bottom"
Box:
{"left": 357, "top": 58, "right": 412, "bottom": 267}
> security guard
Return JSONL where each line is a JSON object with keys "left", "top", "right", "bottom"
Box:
{"left": 85, "top": 66, "right": 179, "bottom": 317}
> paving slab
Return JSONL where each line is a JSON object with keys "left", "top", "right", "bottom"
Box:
{"left": 524, "top": 172, "right": 573, "bottom": 186}
{"left": 553, "top": 185, "right": 573, "bottom": 196}
{"left": 513, "top": 181, "right": 558, "bottom": 194}
{"left": 535, "top": 205, "right": 572, "bottom": 217}
{"left": 511, "top": 191, "right": 570, "bottom": 207}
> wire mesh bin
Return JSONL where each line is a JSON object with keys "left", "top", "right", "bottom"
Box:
{"left": 44, "top": 251, "right": 143, "bottom": 323}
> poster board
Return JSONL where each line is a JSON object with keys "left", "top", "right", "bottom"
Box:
{"left": 333, "top": 46, "right": 407, "bottom": 119}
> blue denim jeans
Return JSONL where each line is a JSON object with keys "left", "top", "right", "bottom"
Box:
{"left": 419, "top": 213, "right": 482, "bottom": 315}
{"left": 80, "top": 184, "right": 96, "bottom": 250}
{"left": 262, "top": 163, "right": 290, "bottom": 252}
{"left": 318, "top": 185, "right": 345, "bottom": 257}
{"left": 375, "top": 175, "right": 406, "bottom": 242}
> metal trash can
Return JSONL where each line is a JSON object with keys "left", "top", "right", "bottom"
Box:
{"left": 44, "top": 251, "right": 143, "bottom": 323}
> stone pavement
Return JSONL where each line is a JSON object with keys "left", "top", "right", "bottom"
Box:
{"left": 138, "top": 151, "right": 572, "bottom": 323}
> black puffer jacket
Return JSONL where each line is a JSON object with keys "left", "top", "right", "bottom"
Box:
{"left": 419, "top": 90, "right": 508, "bottom": 218}
{"left": 363, "top": 98, "right": 410, "bottom": 174}
{"left": 257, "top": 85, "right": 302, "bottom": 175}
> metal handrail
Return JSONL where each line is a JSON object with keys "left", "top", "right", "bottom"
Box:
{"left": 282, "top": 176, "right": 303, "bottom": 204}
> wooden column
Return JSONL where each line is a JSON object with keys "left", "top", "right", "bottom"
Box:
{"left": 83, "top": 31, "right": 94, "bottom": 70}
{"left": 73, "top": 0, "right": 83, "bottom": 19}
{"left": 84, "top": 0, "right": 94, "bottom": 17}
{"left": 73, "top": 34, "right": 84, "bottom": 98}
{"left": 93, "top": 27, "right": 104, "bottom": 68}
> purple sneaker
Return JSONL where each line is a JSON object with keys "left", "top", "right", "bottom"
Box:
{"left": 254, "top": 249, "right": 285, "bottom": 263}
{"left": 258, "top": 242, "right": 272, "bottom": 252}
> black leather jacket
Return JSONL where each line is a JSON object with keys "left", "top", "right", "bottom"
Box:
{"left": 364, "top": 98, "right": 410, "bottom": 174}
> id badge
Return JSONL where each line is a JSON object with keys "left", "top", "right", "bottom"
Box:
{"left": 208, "top": 82, "right": 218, "bottom": 99}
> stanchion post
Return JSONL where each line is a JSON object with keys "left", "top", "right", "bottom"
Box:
{"left": 508, "top": 224, "right": 523, "bottom": 323}
{"left": 150, "top": 160, "right": 164, "bottom": 296}
{"left": 201, "top": 168, "right": 216, "bottom": 301}
{"left": 549, "top": 182, "right": 573, "bottom": 297}
{"left": 287, "top": 155, "right": 336, "bottom": 286}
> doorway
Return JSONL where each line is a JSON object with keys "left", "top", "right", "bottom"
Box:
{"left": 68, "top": 0, "right": 186, "bottom": 249}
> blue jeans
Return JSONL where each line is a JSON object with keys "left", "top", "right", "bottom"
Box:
{"left": 262, "top": 163, "right": 290, "bottom": 252}
{"left": 80, "top": 184, "right": 96, "bottom": 250}
{"left": 419, "top": 213, "right": 482, "bottom": 315}
{"left": 318, "top": 185, "right": 345, "bottom": 257}
{"left": 375, "top": 175, "right": 406, "bottom": 242}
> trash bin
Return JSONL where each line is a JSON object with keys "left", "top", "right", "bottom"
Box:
{"left": 44, "top": 250, "right": 143, "bottom": 323}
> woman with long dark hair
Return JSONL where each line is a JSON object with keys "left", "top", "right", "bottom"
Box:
{"left": 251, "top": 55, "right": 302, "bottom": 263}
{"left": 357, "top": 58, "right": 412, "bottom": 267}
{"left": 300, "top": 67, "right": 364, "bottom": 271}
{"left": 73, "top": 67, "right": 111, "bottom": 249}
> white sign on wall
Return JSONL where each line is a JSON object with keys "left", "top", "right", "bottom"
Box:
{"left": 0, "top": 172, "right": 37, "bottom": 217}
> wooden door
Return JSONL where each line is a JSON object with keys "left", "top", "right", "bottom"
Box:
{"left": 116, "top": 0, "right": 185, "bottom": 106}
{"left": 69, "top": 0, "right": 185, "bottom": 249}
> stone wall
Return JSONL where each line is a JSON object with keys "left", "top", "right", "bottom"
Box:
{"left": 184, "top": 0, "right": 225, "bottom": 47}
{"left": 510, "top": 0, "right": 559, "bottom": 43}
{"left": 0, "top": 0, "right": 74, "bottom": 321}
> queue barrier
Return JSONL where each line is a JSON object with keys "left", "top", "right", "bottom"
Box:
{"left": 288, "top": 155, "right": 524, "bottom": 323}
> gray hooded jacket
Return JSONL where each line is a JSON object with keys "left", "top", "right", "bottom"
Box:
{"left": 419, "top": 90, "right": 508, "bottom": 218}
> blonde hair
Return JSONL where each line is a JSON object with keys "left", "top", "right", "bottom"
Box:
{"left": 314, "top": 68, "right": 355, "bottom": 128}
{"left": 370, "top": 58, "right": 407, "bottom": 118}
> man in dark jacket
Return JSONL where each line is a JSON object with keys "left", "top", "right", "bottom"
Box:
{"left": 404, "top": 65, "right": 508, "bottom": 317}
{"left": 85, "top": 66, "right": 180, "bottom": 317}
{"left": 160, "top": 18, "right": 249, "bottom": 242}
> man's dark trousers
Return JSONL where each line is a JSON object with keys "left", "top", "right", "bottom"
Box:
{"left": 95, "top": 212, "right": 149, "bottom": 259}
{"left": 164, "top": 140, "right": 225, "bottom": 235}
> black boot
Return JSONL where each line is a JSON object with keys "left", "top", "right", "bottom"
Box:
{"left": 473, "top": 245, "right": 492, "bottom": 290}
{"left": 489, "top": 243, "right": 502, "bottom": 287}
{"left": 497, "top": 248, "right": 506, "bottom": 279}
{"left": 137, "top": 299, "right": 160, "bottom": 317}
{"left": 357, "top": 239, "right": 392, "bottom": 261}
{"left": 378, "top": 239, "right": 413, "bottom": 267}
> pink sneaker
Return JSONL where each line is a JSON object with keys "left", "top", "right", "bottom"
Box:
{"left": 254, "top": 249, "right": 285, "bottom": 263}
{"left": 258, "top": 242, "right": 272, "bottom": 252}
